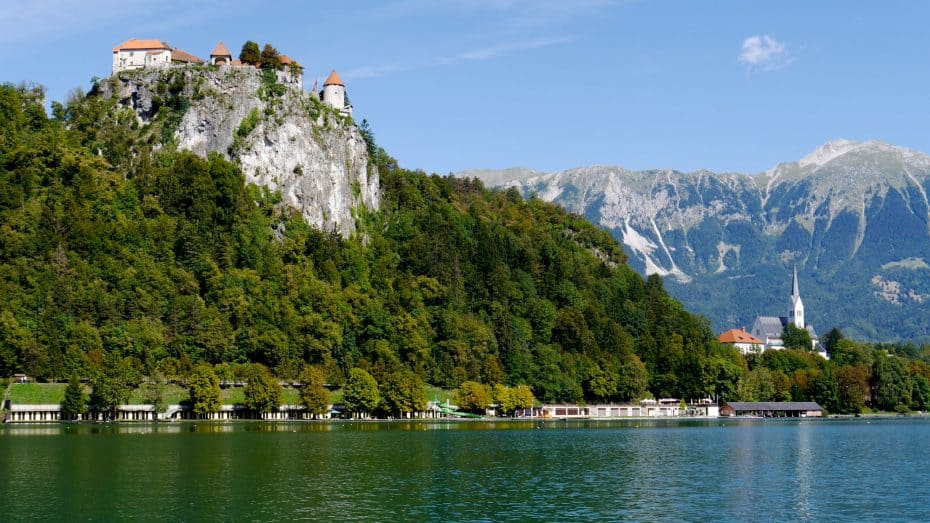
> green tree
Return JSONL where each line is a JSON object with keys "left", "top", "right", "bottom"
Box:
{"left": 455, "top": 381, "right": 492, "bottom": 414}
{"left": 872, "top": 355, "right": 912, "bottom": 411}
{"left": 260, "top": 44, "right": 281, "bottom": 69}
{"left": 836, "top": 364, "right": 870, "bottom": 413}
{"left": 188, "top": 364, "right": 222, "bottom": 417}
{"left": 782, "top": 324, "right": 813, "bottom": 352}
{"left": 493, "top": 383, "right": 517, "bottom": 415}
{"left": 380, "top": 369, "right": 426, "bottom": 418}
{"left": 343, "top": 368, "right": 380, "bottom": 417}
{"left": 822, "top": 327, "right": 844, "bottom": 357}
{"left": 61, "top": 373, "right": 87, "bottom": 421}
{"left": 89, "top": 358, "right": 140, "bottom": 420}
{"left": 511, "top": 385, "right": 536, "bottom": 413}
{"left": 244, "top": 364, "right": 283, "bottom": 414}
{"left": 239, "top": 41, "right": 261, "bottom": 65}
{"left": 298, "top": 366, "right": 331, "bottom": 418}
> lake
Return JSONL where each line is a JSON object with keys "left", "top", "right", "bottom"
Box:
{"left": 1, "top": 418, "right": 928, "bottom": 521}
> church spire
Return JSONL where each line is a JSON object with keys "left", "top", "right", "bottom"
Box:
{"left": 789, "top": 265, "right": 804, "bottom": 328}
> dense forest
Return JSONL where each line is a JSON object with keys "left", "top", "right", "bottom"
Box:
{"left": 1, "top": 82, "right": 929, "bottom": 414}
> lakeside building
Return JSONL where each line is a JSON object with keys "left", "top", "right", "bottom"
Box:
{"left": 514, "top": 399, "right": 718, "bottom": 419}
{"left": 720, "top": 401, "right": 823, "bottom": 418}
{"left": 718, "top": 328, "right": 765, "bottom": 355}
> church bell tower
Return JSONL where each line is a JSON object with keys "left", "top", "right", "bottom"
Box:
{"left": 788, "top": 265, "right": 804, "bottom": 328}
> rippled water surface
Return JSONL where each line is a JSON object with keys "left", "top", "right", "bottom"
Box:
{"left": 2, "top": 418, "right": 929, "bottom": 521}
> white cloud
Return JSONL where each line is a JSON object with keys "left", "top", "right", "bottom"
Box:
{"left": 342, "top": 36, "right": 571, "bottom": 80}
{"left": 456, "top": 36, "right": 572, "bottom": 61}
{"left": 738, "top": 34, "right": 793, "bottom": 71}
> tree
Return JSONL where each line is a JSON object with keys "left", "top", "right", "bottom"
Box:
{"left": 189, "top": 364, "right": 222, "bottom": 418}
{"left": 493, "top": 383, "right": 516, "bottom": 415}
{"left": 455, "top": 381, "right": 492, "bottom": 414}
{"left": 239, "top": 41, "right": 261, "bottom": 65}
{"left": 872, "top": 355, "right": 912, "bottom": 411}
{"left": 61, "top": 373, "right": 87, "bottom": 421}
{"left": 822, "top": 327, "right": 844, "bottom": 357}
{"left": 298, "top": 366, "right": 331, "bottom": 418}
{"left": 782, "top": 324, "right": 813, "bottom": 352}
{"left": 380, "top": 369, "right": 426, "bottom": 418}
{"left": 89, "top": 358, "right": 140, "bottom": 420}
{"left": 343, "top": 368, "right": 380, "bottom": 417}
{"left": 260, "top": 44, "right": 281, "bottom": 69}
{"left": 836, "top": 365, "right": 870, "bottom": 413}
{"left": 511, "top": 385, "right": 536, "bottom": 413}
{"left": 244, "top": 364, "right": 283, "bottom": 414}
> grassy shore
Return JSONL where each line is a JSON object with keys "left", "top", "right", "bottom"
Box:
{"left": 4, "top": 383, "right": 455, "bottom": 407}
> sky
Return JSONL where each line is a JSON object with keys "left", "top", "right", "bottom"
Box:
{"left": 3, "top": 0, "right": 930, "bottom": 175}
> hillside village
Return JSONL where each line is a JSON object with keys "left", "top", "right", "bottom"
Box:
{"left": 111, "top": 38, "right": 352, "bottom": 116}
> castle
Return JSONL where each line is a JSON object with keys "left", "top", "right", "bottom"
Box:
{"left": 111, "top": 39, "right": 352, "bottom": 115}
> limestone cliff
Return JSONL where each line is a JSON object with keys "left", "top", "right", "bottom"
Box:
{"left": 98, "top": 66, "right": 379, "bottom": 236}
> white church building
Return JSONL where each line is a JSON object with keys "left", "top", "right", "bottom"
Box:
{"left": 750, "top": 267, "right": 822, "bottom": 354}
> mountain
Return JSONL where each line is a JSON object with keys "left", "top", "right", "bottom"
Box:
{"left": 458, "top": 140, "right": 930, "bottom": 343}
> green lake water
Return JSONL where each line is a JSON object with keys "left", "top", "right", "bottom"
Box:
{"left": 1, "top": 418, "right": 928, "bottom": 521}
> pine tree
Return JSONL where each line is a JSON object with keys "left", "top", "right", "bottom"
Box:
{"left": 61, "top": 373, "right": 87, "bottom": 421}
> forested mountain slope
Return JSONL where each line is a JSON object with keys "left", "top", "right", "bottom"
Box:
{"left": 0, "top": 83, "right": 738, "bottom": 403}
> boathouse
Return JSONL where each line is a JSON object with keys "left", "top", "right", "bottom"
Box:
{"left": 720, "top": 401, "right": 823, "bottom": 418}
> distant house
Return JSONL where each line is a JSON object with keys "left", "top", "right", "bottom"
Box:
{"left": 720, "top": 401, "right": 823, "bottom": 418}
{"left": 718, "top": 328, "right": 765, "bottom": 355}
{"left": 112, "top": 39, "right": 171, "bottom": 73}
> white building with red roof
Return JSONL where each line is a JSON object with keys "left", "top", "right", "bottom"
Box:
{"left": 718, "top": 329, "right": 765, "bottom": 356}
{"left": 112, "top": 39, "right": 172, "bottom": 73}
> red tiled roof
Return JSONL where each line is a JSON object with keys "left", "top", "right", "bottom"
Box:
{"left": 113, "top": 39, "right": 170, "bottom": 52}
{"left": 171, "top": 48, "right": 204, "bottom": 63}
{"left": 718, "top": 329, "right": 764, "bottom": 345}
{"left": 279, "top": 54, "right": 294, "bottom": 65}
{"left": 211, "top": 41, "right": 231, "bottom": 57}
{"left": 323, "top": 70, "right": 343, "bottom": 86}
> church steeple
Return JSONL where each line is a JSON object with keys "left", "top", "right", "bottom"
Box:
{"left": 789, "top": 265, "right": 804, "bottom": 328}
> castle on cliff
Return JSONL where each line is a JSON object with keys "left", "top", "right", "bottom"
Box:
{"left": 111, "top": 38, "right": 352, "bottom": 115}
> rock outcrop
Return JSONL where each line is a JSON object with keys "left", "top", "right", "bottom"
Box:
{"left": 99, "top": 66, "right": 379, "bottom": 236}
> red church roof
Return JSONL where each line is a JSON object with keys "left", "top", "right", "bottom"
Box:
{"left": 718, "top": 329, "right": 764, "bottom": 345}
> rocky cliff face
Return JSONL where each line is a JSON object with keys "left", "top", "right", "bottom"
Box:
{"left": 99, "top": 66, "right": 379, "bottom": 236}
{"left": 459, "top": 141, "right": 930, "bottom": 343}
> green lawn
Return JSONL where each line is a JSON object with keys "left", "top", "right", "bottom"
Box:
{"left": 424, "top": 384, "right": 455, "bottom": 403}
{"left": 220, "top": 386, "right": 299, "bottom": 405}
{"left": 8, "top": 383, "right": 70, "bottom": 404}
{"left": 127, "top": 384, "right": 189, "bottom": 405}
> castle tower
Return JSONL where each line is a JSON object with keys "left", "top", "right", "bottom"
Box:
{"left": 322, "top": 70, "right": 350, "bottom": 115}
{"left": 788, "top": 265, "right": 804, "bottom": 328}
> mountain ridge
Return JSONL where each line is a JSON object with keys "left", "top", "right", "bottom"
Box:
{"left": 458, "top": 140, "right": 930, "bottom": 342}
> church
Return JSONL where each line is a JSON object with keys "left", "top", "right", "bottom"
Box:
{"left": 750, "top": 267, "right": 820, "bottom": 353}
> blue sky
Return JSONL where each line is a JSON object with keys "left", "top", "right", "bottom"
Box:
{"left": 3, "top": 0, "right": 930, "bottom": 174}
